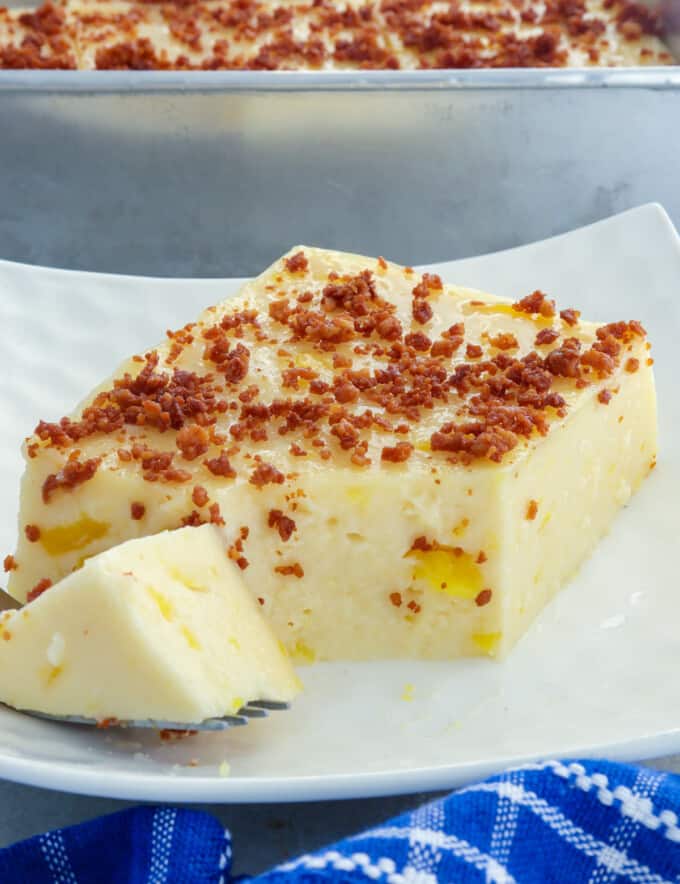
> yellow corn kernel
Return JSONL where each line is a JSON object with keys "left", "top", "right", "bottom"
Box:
{"left": 147, "top": 588, "right": 174, "bottom": 621}
{"left": 181, "top": 626, "right": 201, "bottom": 650}
{"left": 40, "top": 517, "right": 109, "bottom": 557}
{"left": 472, "top": 632, "right": 502, "bottom": 656}
{"left": 408, "top": 547, "right": 483, "bottom": 600}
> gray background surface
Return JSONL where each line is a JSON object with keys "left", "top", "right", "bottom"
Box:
{"left": 0, "top": 781, "right": 439, "bottom": 875}
{"left": 0, "top": 74, "right": 678, "bottom": 278}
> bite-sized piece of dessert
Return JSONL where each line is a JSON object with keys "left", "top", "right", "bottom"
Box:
{"left": 0, "top": 2, "right": 77, "bottom": 69}
{"left": 8, "top": 246, "right": 656, "bottom": 660}
{"left": 0, "top": 525, "right": 301, "bottom": 722}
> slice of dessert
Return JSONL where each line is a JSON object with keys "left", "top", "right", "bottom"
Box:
{"left": 0, "top": 525, "right": 301, "bottom": 722}
{"left": 7, "top": 246, "right": 656, "bottom": 660}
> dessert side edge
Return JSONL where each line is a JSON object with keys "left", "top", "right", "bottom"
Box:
{"left": 0, "top": 244, "right": 655, "bottom": 729}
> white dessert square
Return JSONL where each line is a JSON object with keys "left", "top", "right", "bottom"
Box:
{"left": 7, "top": 246, "right": 656, "bottom": 660}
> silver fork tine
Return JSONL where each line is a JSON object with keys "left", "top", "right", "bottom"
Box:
{"left": 157, "top": 717, "right": 248, "bottom": 731}
{"left": 238, "top": 706, "right": 268, "bottom": 718}
{"left": 23, "top": 711, "right": 248, "bottom": 730}
{"left": 247, "top": 700, "right": 290, "bottom": 711}
{"left": 16, "top": 700, "right": 290, "bottom": 731}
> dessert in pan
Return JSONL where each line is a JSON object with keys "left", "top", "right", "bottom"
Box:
{"left": 0, "top": 0, "right": 674, "bottom": 70}
{"left": 0, "top": 246, "right": 656, "bottom": 725}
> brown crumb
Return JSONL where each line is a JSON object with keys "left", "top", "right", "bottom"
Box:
{"left": 412, "top": 299, "right": 434, "bottom": 325}
{"left": 535, "top": 328, "right": 560, "bottom": 346}
{"left": 560, "top": 308, "right": 580, "bottom": 326}
{"left": 475, "top": 588, "right": 493, "bottom": 607}
{"left": 488, "top": 333, "right": 518, "bottom": 351}
{"left": 177, "top": 424, "right": 210, "bottom": 461}
{"left": 192, "top": 485, "right": 209, "bottom": 507}
{"left": 159, "top": 728, "right": 198, "bottom": 741}
{"left": 205, "top": 452, "right": 236, "bottom": 479}
{"left": 209, "top": 502, "right": 225, "bottom": 525}
{"left": 513, "top": 290, "right": 556, "bottom": 317}
{"left": 275, "top": 563, "right": 304, "bottom": 578}
{"left": 27, "top": 578, "right": 52, "bottom": 603}
{"left": 181, "top": 510, "right": 205, "bottom": 527}
{"left": 381, "top": 442, "right": 414, "bottom": 463}
{"left": 42, "top": 456, "right": 101, "bottom": 502}
{"left": 405, "top": 331, "right": 431, "bottom": 352}
{"left": 25, "top": 525, "right": 41, "bottom": 543}
{"left": 284, "top": 251, "right": 308, "bottom": 273}
{"left": 268, "top": 509, "right": 296, "bottom": 542}
{"left": 250, "top": 462, "right": 285, "bottom": 487}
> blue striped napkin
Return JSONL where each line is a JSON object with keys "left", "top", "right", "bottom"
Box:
{"left": 1, "top": 759, "right": 679, "bottom": 882}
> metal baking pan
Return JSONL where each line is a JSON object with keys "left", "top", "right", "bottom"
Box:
{"left": 0, "top": 1, "right": 678, "bottom": 277}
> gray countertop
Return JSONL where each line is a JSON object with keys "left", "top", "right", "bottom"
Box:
{"left": 1, "top": 756, "right": 680, "bottom": 877}
{"left": 0, "top": 779, "right": 441, "bottom": 877}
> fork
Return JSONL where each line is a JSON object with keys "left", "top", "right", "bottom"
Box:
{"left": 0, "top": 588, "right": 289, "bottom": 732}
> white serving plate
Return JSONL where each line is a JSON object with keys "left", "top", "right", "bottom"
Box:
{"left": 0, "top": 204, "right": 677, "bottom": 803}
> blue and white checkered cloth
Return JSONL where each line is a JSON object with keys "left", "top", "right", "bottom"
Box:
{"left": 2, "top": 759, "right": 680, "bottom": 883}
